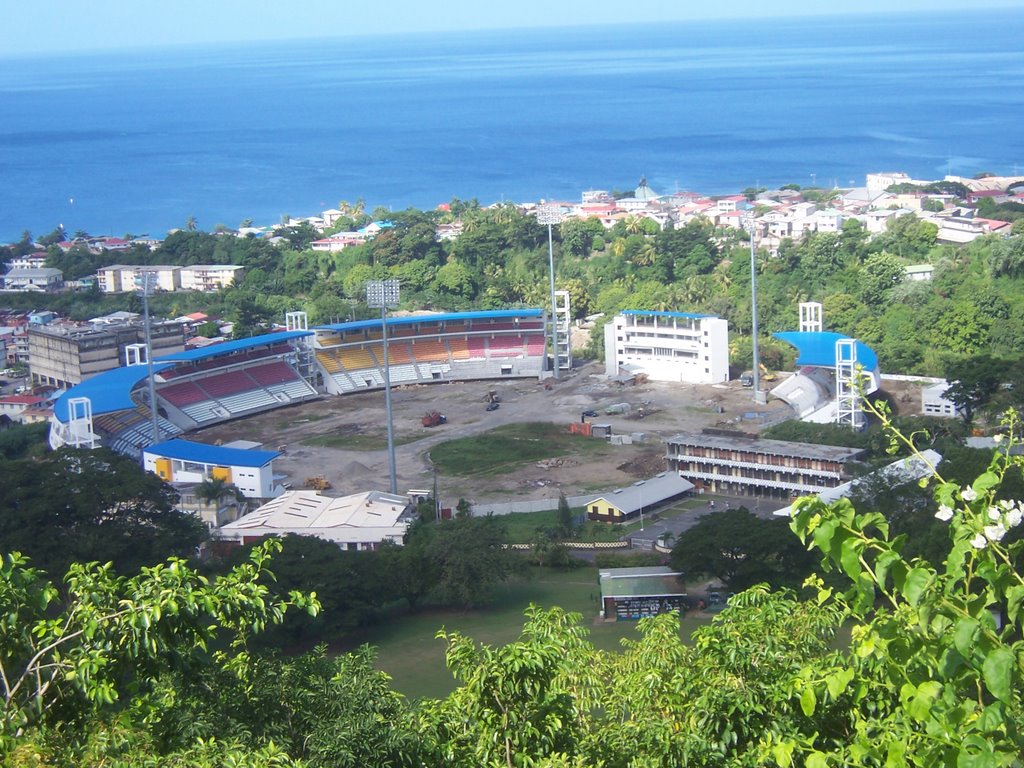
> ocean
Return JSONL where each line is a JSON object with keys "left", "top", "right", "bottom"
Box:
{"left": 0, "top": 9, "right": 1022, "bottom": 242}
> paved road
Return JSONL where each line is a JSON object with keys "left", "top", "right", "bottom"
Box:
{"left": 625, "top": 493, "right": 778, "bottom": 547}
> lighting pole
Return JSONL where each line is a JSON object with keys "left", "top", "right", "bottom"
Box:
{"left": 367, "top": 279, "right": 400, "bottom": 494}
{"left": 537, "top": 204, "right": 562, "bottom": 379}
{"left": 746, "top": 214, "right": 761, "bottom": 402}
{"left": 138, "top": 270, "right": 160, "bottom": 446}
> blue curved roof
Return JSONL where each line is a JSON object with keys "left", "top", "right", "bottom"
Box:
{"left": 156, "top": 330, "right": 312, "bottom": 363}
{"left": 774, "top": 331, "right": 879, "bottom": 372}
{"left": 145, "top": 438, "right": 279, "bottom": 467}
{"left": 52, "top": 330, "right": 313, "bottom": 424}
{"left": 316, "top": 309, "right": 544, "bottom": 333}
{"left": 53, "top": 362, "right": 175, "bottom": 422}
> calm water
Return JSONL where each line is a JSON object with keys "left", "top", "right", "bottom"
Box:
{"left": 1, "top": 10, "right": 1022, "bottom": 241}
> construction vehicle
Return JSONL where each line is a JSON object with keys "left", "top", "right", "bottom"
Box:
{"left": 759, "top": 363, "right": 777, "bottom": 382}
{"left": 422, "top": 411, "right": 447, "bottom": 427}
{"left": 484, "top": 390, "right": 501, "bottom": 404}
{"left": 305, "top": 476, "right": 331, "bottom": 490}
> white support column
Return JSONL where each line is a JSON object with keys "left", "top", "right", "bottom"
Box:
{"left": 67, "top": 396, "right": 97, "bottom": 449}
{"left": 835, "top": 338, "right": 862, "bottom": 429}
{"left": 554, "top": 289, "right": 572, "bottom": 372}
{"left": 285, "top": 311, "right": 308, "bottom": 333}
{"left": 799, "top": 302, "right": 823, "bottom": 333}
{"left": 125, "top": 343, "right": 147, "bottom": 367}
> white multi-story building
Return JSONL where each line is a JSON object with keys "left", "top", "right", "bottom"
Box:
{"left": 97, "top": 265, "right": 181, "bottom": 293}
{"left": 179, "top": 265, "right": 244, "bottom": 292}
{"left": 604, "top": 310, "right": 729, "bottom": 384}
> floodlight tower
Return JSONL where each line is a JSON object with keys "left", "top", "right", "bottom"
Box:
{"left": 136, "top": 270, "right": 161, "bottom": 446}
{"left": 367, "top": 279, "right": 400, "bottom": 494}
{"left": 745, "top": 214, "right": 764, "bottom": 404}
{"left": 536, "top": 204, "right": 562, "bottom": 379}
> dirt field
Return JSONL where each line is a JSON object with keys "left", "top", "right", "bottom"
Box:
{"left": 195, "top": 362, "right": 922, "bottom": 509}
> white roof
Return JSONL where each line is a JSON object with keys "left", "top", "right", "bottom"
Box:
{"left": 218, "top": 489, "right": 412, "bottom": 545}
{"left": 773, "top": 449, "right": 942, "bottom": 517}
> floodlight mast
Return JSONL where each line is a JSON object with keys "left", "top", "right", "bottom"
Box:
{"left": 745, "top": 214, "right": 761, "bottom": 402}
{"left": 138, "top": 271, "right": 160, "bottom": 446}
{"left": 536, "top": 204, "right": 562, "bottom": 380}
{"left": 367, "top": 279, "right": 400, "bottom": 494}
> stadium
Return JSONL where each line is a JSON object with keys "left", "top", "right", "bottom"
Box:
{"left": 48, "top": 308, "right": 549, "bottom": 460}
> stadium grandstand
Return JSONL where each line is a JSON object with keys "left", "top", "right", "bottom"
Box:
{"left": 49, "top": 309, "right": 549, "bottom": 461}
{"left": 49, "top": 330, "right": 318, "bottom": 460}
{"left": 313, "top": 309, "right": 546, "bottom": 395}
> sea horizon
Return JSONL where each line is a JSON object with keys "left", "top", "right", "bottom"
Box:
{"left": 1, "top": 8, "right": 1022, "bottom": 242}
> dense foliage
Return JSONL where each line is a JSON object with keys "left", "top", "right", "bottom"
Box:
{"left": 7, "top": 198, "right": 1024, "bottom": 378}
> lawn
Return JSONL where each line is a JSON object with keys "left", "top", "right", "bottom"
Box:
{"left": 345, "top": 566, "right": 712, "bottom": 701}
{"left": 429, "top": 422, "right": 617, "bottom": 477}
{"left": 301, "top": 430, "right": 418, "bottom": 450}
{"left": 497, "top": 508, "right": 624, "bottom": 544}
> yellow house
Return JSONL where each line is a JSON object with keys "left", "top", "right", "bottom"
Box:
{"left": 585, "top": 473, "right": 694, "bottom": 523}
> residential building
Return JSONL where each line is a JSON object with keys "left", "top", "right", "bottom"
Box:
{"left": 866, "top": 172, "right": 912, "bottom": 197}
{"left": 2, "top": 268, "right": 63, "bottom": 292}
{"left": 179, "top": 265, "right": 244, "bottom": 292}
{"left": 216, "top": 489, "right": 415, "bottom": 550}
{"left": 905, "top": 264, "right": 934, "bottom": 282}
{"left": 97, "top": 265, "right": 181, "bottom": 293}
{"left": 604, "top": 310, "right": 729, "bottom": 385}
{"left": 0, "top": 394, "right": 46, "bottom": 420}
{"left": 6, "top": 252, "right": 48, "bottom": 270}
{"left": 665, "top": 431, "right": 864, "bottom": 499}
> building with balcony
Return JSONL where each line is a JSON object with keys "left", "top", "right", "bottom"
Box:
{"left": 665, "top": 431, "right": 865, "bottom": 500}
{"left": 604, "top": 310, "right": 729, "bottom": 384}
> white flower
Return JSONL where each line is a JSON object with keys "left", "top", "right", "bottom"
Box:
{"left": 1007, "top": 508, "right": 1023, "bottom": 528}
{"left": 935, "top": 504, "right": 955, "bottom": 522}
{"left": 993, "top": 434, "right": 1004, "bottom": 443}
{"left": 988, "top": 506, "right": 1002, "bottom": 521}
{"left": 961, "top": 487, "right": 978, "bottom": 502}
{"left": 970, "top": 533, "right": 988, "bottom": 549}
{"left": 984, "top": 523, "right": 1007, "bottom": 543}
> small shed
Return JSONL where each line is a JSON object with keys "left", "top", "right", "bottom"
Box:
{"left": 599, "top": 566, "right": 689, "bottom": 621}
{"left": 584, "top": 472, "right": 694, "bottom": 523}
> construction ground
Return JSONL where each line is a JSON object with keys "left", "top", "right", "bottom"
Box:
{"left": 197, "top": 360, "right": 927, "bottom": 510}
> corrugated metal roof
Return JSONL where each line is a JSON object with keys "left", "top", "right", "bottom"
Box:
{"left": 582, "top": 472, "right": 694, "bottom": 514}
{"left": 144, "top": 438, "right": 279, "bottom": 467}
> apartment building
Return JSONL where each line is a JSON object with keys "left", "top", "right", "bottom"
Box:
{"left": 604, "top": 310, "right": 729, "bottom": 384}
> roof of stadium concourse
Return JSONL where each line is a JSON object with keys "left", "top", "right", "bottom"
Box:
{"left": 315, "top": 308, "right": 544, "bottom": 332}
{"left": 155, "top": 330, "right": 313, "bottom": 363}
{"left": 621, "top": 309, "right": 715, "bottom": 320}
{"left": 144, "top": 438, "right": 280, "bottom": 467}
{"left": 599, "top": 566, "right": 687, "bottom": 599}
{"left": 52, "top": 362, "right": 175, "bottom": 422}
{"left": 774, "top": 331, "right": 879, "bottom": 372}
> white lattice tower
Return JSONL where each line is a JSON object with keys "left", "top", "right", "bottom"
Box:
{"left": 554, "top": 290, "right": 572, "bottom": 371}
{"left": 124, "top": 343, "right": 147, "bottom": 366}
{"left": 835, "top": 338, "right": 862, "bottom": 429}
{"left": 286, "top": 311, "right": 309, "bottom": 344}
{"left": 67, "top": 396, "right": 97, "bottom": 449}
{"left": 799, "top": 302, "right": 823, "bottom": 333}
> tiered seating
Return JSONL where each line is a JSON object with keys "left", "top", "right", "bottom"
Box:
{"left": 525, "top": 335, "right": 545, "bottom": 356}
{"left": 386, "top": 364, "right": 420, "bottom": 384}
{"left": 217, "top": 389, "right": 279, "bottom": 415}
{"left": 465, "top": 337, "right": 486, "bottom": 358}
{"left": 181, "top": 401, "right": 227, "bottom": 424}
{"left": 382, "top": 342, "right": 413, "bottom": 365}
{"left": 449, "top": 338, "right": 471, "bottom": 359}
{"left": 248, "top": 361, "right": 300, "bottom": 386}
{"left": 266, "top": 378, "right": 317, "bottom": 401}
{"left": 158, "top": 380, "right": 208, "bottom": 408}
{"left": 488, "top": 336, "right": 524, "bottom": 357}
{"left": 473, "top": 321, "right": 519, "bottom": 331}
{"left": 198, "top": 370, "right": 254, "bottom": 399}
{"left": 315, "top": 350, "right": 343, "bottom": 373}
{"left": 338, "top": 346, "right": 377, "bottom": 371}
{"left": 411, "top": 338, "right": 448, "bottom": 362}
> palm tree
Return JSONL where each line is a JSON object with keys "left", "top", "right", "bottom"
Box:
{"left": 624, "top": 215, "right": 644, "bottom": 236}
{"left": 185, "top": 216, "right": 197, "bottom": 232}
{"left": 194, "top": 477, "right": 247, "bottom": 524}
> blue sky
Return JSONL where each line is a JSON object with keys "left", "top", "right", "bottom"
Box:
{"left": 4, "top": 0, "right": 1021, "bottom": 56}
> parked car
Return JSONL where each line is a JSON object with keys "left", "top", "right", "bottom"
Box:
{"left": 486, "top": 401, "right": 500, "bottom": 411}
{"left": 582, "top": 409, "right": 598, "bottom": 418}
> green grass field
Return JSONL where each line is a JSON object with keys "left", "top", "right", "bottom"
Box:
{"left": 429, "top": 422, "right": 618, "bottom": 477}
{"left": 344, "top": 566, "right": 712, "bottom": 701}
{"left": 497, "top": 508, "right": 624, "bottom": 543}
